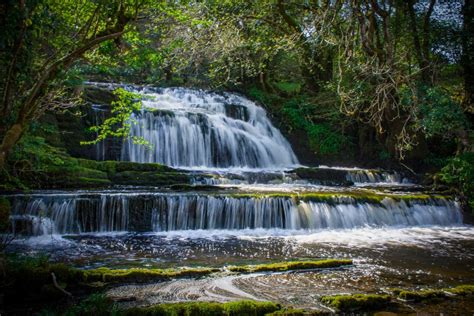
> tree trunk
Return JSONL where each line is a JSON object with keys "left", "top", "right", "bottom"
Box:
{"left": 0, "top": 124, "right": 23, "bottom": 170}
{"left": 0, "top": 6, "right": 132, "bottom": 170}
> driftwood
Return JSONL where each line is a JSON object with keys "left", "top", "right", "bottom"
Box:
{"left": 51, "top": 272, "right": 73, "bottom": 298}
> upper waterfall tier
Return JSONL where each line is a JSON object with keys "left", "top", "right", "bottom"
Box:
{"left": 120, "top": 87, "right": 299, "bottom": 168}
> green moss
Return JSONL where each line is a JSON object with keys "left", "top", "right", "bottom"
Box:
{"left": 228, "top": 259, "right": 352, "bottom": 273}
{"left": 5, "top": 134, "right": 189, "bottom": 190}
{"left": 113, "top": 161, "right": 174, "bottom": 173}
{"left": 320, "top": 294, "right": 390, "bottom": 311}
{"left": 227, "top": 191, "right": 442, "bottom": 205}
{"left": 446, "top": 285, "right": 474, "bottom": 296}
{"left": 122, "top": 300, "right": 280, "bottom": 316}
{"left": 76, "top": 159, "right": 189, "bottom": 187}
{"left": 76, "top": 177, "right": 113, "bottom": 185}
{"left": 82, "top": 267, "right": 219, "bottom": 283}
{"left": 5, "top": 256, "right": 219, "bottom": 299}
{"left": 267, "top": 308, "right": 326, "bottom": 315}
{"left": 392, "top": 288, "right": 445, "bottom": 302}
{"left": 393, "top": 285, "right": 474, "bottom": 301}
{"left": 110, "top": 171, "right": 189, "bottom": 186}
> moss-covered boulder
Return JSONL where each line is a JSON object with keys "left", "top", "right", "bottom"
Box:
{"left": 321, "top": 294, "right": 391, "bottom": 312}
{"left": 228, "top": 259, "right": 352, "bottom": 273}
{"left": 122, "top": 300, "right": 280, "bottom": 316}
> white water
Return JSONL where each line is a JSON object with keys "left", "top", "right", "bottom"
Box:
{"left": 6, "top": 85, "right": 466, "bottom": 241}
{"left": 9, "top": 193, "right": 462, "bottom": 235}
{"left": 120, "top": 87, "right": 299, "bottom": 168}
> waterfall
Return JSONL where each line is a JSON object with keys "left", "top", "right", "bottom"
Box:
{"left": 120, "top": 87, "right": 299, "bottom": 168}
{"left": 8, "top": 193, "right": 462, "bottom": 235}
{"left": 11, "top": 194, "right": 129, "bottom": 235}
{"left": 345, "top": 170, "right": 407, "bottom": 184}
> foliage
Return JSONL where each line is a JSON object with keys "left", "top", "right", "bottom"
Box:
{"left": 273, "top": 82, "right": 302, "bottom": 94}
{"left": 81, "top": 88, "right": 149, "bottom": 147}
{"left": 0, "top": 0, "right": 157, "bottom": 168}
{"left": 63, "top": 294, "right": 117, "bottom": 316}
{"left": 1, "top": 0, "right": 471, "bottom": 172}
{"left": 305, "top": 124, "right": 348, "bottom": 156}
{"left": 399, "top": 86, "right": 469, "bottom": 139}
{"left": 281, "top": 96, "right": 351, "bottom": 156}
{"left": 439, "top": 152, "right": 474, "bottom": 210}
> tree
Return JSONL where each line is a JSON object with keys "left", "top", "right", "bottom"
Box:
{"left": 0, "top": 0, "right": 148, "bottom": 169}
{"left": 462, "top": 0, "right": 474, "bottom": 115}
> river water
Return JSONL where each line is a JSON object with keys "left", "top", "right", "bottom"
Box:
{"left": 6, "top": 86, "right": 474, "bottom": 310}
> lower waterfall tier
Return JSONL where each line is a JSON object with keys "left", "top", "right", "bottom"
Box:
{"left": 9, "top": 192, "right": 462, "bottom": 235}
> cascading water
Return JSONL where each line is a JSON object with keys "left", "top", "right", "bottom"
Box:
{"left": 8, "top": 193, "right": 462, "bottom": 235}
{"left": 7, "top": 84, "right": 464, "bottom": 237}
{"left": 6, "top": 84, "right": 474, "bottom": 312}
{"left": 11, "top": 194, "right": 129, "bottom": 235}
{"left": 120, "top": 87, "right": 299, "bottom": 168}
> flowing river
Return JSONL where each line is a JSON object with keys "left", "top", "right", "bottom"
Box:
{"left": 6, "top": 86, "right": 474, "bottom": 310}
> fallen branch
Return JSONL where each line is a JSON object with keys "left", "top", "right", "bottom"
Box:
{"left": 51, "top": 272, "right": 73, "bottom": 298}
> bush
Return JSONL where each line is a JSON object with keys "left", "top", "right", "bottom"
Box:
{"left": 63, "top": 294, "right": 116, "bottom": 316}
{"left": 439, "top": 152, "right": 474, "bottom": 211}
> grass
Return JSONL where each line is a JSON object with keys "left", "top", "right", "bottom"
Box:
{"left": 228, "top": 259, "right": 353, "bottom": 273}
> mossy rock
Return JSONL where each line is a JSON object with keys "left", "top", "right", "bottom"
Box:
{"left": 321, "top": 294, "right": 391, "bottom": 312}
{"left": 228, "top": 191, "right": 442, "bottom": 205}
{"left": 268, "top": 309, "right": 328, "bottom": 316}
{"left": 168, "top": 184, "right": 221, "bottom": 191}
{"left": 83, "top": 86, "right": 117, "bottom": 105}
{"left": 446, "top": 285, "right": 474, "bottom": 296}
{"left": 228, "top": 259, "right": 352, "bottom": 273}
{"left": 113, "top": 161, "right": 174, "bottom": 173}
{"left": 122, "top": 300, "right": 280, "bottom": 316}
{"left": 292, "top": 167, "right": 353, "bottom": 186}
{"left": 392, "top": 288, "right": 446, "bottom": 302}
{"left": 82, "top": 267, "right": 219, "bottom": 283}
{"left": 110, "top": 171, "right": 188, "bottom": 186}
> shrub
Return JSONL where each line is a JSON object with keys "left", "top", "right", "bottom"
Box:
{"left": 439, "top": 152, "right": 474, "bottom": 211}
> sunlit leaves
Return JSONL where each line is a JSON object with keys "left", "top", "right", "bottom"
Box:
{"left": 81, "top": 88, "right": 151, "bottom": 148}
